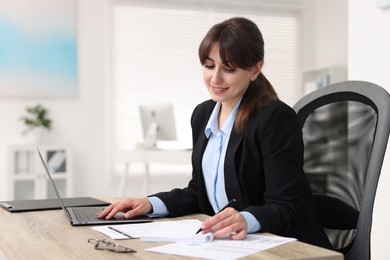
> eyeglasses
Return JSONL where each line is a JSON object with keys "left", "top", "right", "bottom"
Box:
{"left": 88, "top": 238, "right": 136, "bottom": 253}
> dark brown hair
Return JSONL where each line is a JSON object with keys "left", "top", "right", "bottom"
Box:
{"left": 199, "top": 17, "right": 278, "bottom": 133}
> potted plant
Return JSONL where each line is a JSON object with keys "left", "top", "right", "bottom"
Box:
{"left": 20, "top": 104, "right": 52, "bottom": 141}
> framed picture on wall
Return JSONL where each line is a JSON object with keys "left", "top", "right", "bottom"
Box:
{"left": 0, "top": 0, "right": 77, "bottom": 97}
{"left": 377, "top": 0, "right": 390, "bottom": 8}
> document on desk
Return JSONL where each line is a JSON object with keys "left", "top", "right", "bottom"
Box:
{"left": 145, "top": 234, "right": 296, "bottom": 260}
{"left": 92, "top": 219, "right": 214, "bottom": 243}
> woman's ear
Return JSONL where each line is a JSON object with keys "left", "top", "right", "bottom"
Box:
{"left": 251, "top": 61, "right": 263, "bottom": 81}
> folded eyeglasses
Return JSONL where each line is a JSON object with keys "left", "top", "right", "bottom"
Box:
{"left": 88, "top": 238, "right": 136, "bottom": 253}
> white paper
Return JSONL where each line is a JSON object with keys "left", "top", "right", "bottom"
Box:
{"left": 140, "top": 219, "right": 213, "bottom": 243}
{"left": 145, "top": 234, "right": 297, "bottom": 260}
{"left": 92, "top": 219, "right": 213, "bottom": 243}
{"left": 92, "top": 226, "right": 130, "bottom": 240}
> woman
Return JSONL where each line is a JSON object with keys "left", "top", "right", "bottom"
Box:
{"left": 98, "top": 17, "right": 332, "bottom": 249}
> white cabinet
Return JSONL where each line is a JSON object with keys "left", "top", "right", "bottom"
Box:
{"left": 302, "top": 66, "right": 347, "bottom": 95}
{"left": 8, "top": 145, "right": 73, "bottom": 200}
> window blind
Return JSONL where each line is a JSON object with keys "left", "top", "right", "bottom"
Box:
{"left": 112, "top": 1, "right": 299, "bottom": 150}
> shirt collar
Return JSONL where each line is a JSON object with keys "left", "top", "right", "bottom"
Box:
{"left": 205, "top": 98, "right": 242, "bottom": 138}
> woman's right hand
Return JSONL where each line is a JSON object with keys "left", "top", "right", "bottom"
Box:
{"left": 96, "top": 197, "right": 152, "bottom": 220}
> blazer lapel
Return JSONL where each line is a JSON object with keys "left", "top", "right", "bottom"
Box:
{"left": 192, "top": 128, "right": 215, "bottom": 214}
{"left": 224, "top": 130, "right": 246, "bottom": 210}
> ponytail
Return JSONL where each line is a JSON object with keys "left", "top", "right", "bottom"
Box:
{"left": 234, "top": 73, "right": 278, "bottom": 133}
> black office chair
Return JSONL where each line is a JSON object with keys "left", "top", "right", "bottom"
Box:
{"left": 293, "top": 81, "right": 390, "bottom": 260}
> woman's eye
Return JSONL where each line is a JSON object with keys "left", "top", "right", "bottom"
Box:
{"left": 225, "top": 67, "right": 236, "bottom": 73}
{"left": 204, "top": 64, "right": 214, "bottom": 69}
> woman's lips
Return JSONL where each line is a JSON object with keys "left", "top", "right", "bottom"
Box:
{"left": 211, "top": 85, "right": 228, "bottom": 94}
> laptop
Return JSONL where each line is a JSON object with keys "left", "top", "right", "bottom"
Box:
{"left": 0, "top": 197, "right": 109, "bottom": 213}
{"left": 37, "top": 147, "right": 152, "bottom": 226}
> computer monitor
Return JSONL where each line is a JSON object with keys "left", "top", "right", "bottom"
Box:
{"left": 139, "top": 103, "right": 177, "bottom": 149}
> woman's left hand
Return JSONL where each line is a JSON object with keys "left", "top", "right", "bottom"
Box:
{"left": 200, "top": 207, "right": 248, "bottom": 240}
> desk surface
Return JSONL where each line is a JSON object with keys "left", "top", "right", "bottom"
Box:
{"left": 0, "top": 204, "right": 343, "bottom": 260}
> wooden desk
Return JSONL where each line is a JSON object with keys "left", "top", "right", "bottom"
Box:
{"left": 0, "top": 207, "right": 343, "bottom": 260}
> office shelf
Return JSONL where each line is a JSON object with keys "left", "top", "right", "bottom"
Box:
{"left": 302, "top": 66, "right": 347, "bottom": 95}
{"left": 8, "top": 144, "right": 73, "bottom": 200}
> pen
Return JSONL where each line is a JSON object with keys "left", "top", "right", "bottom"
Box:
{"left": 108, "top": 226, "right": 135, "bottom": 239}
{"left": 195, "top": 199, "right": 237, "bottom": 234}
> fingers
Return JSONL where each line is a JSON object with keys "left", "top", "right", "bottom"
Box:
{"left": 97, "top": 201, "right": 127, "bottom": 220}
{"left": 96, "top": 198, "right": 152, "bottom": 220}
{"left": 200, "top": 207, "right": 233, "bottom": 230}
{"left": 201, "top": 208, "right": 247, "bottom": 240}
{"left": 106, "top": 201, "right": 131, "bottom": 219}
{"left": 96, "top": 203, "right": 117, "bottom": 219}
{"left": 229, "top": 230, "right": 247, "bottom": 240}
{"left": 123, "top": 198, "right": 152, "bottom": 218}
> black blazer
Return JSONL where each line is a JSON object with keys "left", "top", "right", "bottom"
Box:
{"left": 152, "top": 99, "right": 332, "bottom": 249}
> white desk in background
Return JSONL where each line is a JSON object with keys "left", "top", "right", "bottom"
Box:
{"left": 115, "top": 149, "right": 192, "bottom": 196}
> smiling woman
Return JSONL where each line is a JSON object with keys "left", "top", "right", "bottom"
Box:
{"left": 102, "top": 14, "right": 333, "bottom": 250}
{"left": 0, "top": 0, "right": 77, "bottom": 97}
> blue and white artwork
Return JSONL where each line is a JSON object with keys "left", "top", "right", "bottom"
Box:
{"left": 0, "top": 0, "right": 77, "bottom": 97}
{"left": 378, "top": 0, "right": 390, "bottom": 8}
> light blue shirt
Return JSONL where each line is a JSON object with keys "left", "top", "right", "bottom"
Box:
{"left": 202, "top": 102, "right": 230, "bottom": 212}
{"left": 147, "top": 100, "right": 260, "bottom": 233}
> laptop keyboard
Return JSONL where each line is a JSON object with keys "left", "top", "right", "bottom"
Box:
{"left": 72, "top": 207, "right": 105, "bottom": 221}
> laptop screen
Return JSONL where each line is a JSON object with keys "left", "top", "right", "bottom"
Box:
{"left": 37, "top": 147, "right": 67, "bottom": 210}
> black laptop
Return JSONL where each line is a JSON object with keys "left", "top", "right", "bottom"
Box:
{"left": 0, "top": 197, "right": 109, "bottom": 213}
{"left": 36, "top": 147, "right": 151, "bottom": 226}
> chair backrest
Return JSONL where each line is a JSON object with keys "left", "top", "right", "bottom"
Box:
{"left": 293, "top": 81, "right": 390, "bottom": 260}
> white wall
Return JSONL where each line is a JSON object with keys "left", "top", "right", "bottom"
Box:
{"left": 314, "top": 0, "right": 348, "bottom": 67}
{"left": 0, "top": 0, "right": 115, "bottom": 200}
{"left": 300, "top": 0, "right": 348, "bottom": 69}
{"left": 348, "top": 0, "right": 390, "bottom": 259}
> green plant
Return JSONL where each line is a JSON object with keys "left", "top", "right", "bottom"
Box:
{"left": 20, "top": 104, "right": 52, "bottom": 135}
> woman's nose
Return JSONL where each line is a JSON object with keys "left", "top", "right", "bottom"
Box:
{"left": 211, "top": 68, "right": 223, "bottom": 85}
